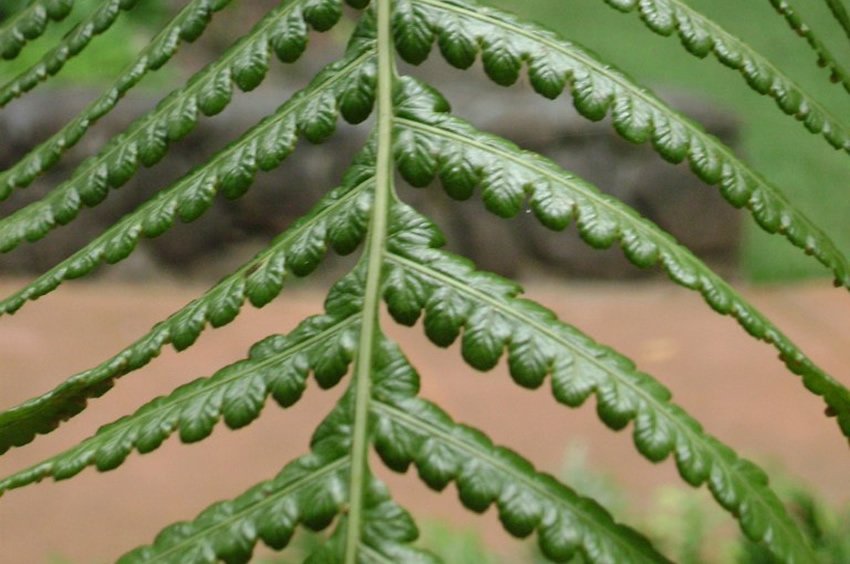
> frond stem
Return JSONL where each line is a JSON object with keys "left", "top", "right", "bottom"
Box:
{"left": 344, "top": 1, "right": 395, "bottom": 561}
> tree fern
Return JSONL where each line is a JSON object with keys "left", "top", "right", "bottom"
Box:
{"left": 1, "top": 0, "right": 848, "bottom": 562}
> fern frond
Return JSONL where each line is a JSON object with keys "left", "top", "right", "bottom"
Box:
{"left": 0, "top": 0, "right": 225, "bottom": 108}
{"left": 119, "top": 439, "right": 351, "bottom": 563}
{"left": 2, "top": 0, "right": 845, "bottom": 560}
{"left": 0, "top": 276, "right": 362, "bottom": 493}
{"left": 603, "top": 0, "right": 850, "bottom": 153}
{"left": 375, "top": 399, "right": 670, "bottom": 562}
{"left": 0, "top": 47, "right": 376, "bottom": 310}
{"left": 358, "top": 333, "right": 665, "bottom": 562}
{"left": 392, "top": 77, "right": 850, "bottom": 439}
{"left": 767, "top": 0, "right": 850, "bottom": 95}
{"left": 393, "top": 0, "right": 850, "bottom": 289}
{"left": 0, "top": 0, "right": 75, "bottom": 60}
{"left": 369, "top": 338, "right": 669, "bottom": 562}
{"left": 121, "top": 435, "right": 431, "bottom": 564}
{"left": 380, "top": 201, "right": 817, "bottom": 563}
{"left": 0, "top": 0, "right": 351, "bottom": 201}
{"left": 0, "top": 154, "right": 374, "bottom": 454}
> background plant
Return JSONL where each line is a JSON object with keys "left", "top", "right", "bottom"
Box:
{"left": 0, "top": 0, "right": 849, "bottom": 562}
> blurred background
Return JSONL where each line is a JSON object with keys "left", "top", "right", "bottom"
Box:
{"left": 0, "top": 0, "right": 849, "bottom": 562}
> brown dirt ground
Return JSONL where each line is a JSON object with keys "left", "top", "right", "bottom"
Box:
{"left": 0, "top": 277, "right": 848, "bottom": 562}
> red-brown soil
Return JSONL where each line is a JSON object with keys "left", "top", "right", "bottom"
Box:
{"left": 0, "top": 277, "right": 848, "bottom": 562}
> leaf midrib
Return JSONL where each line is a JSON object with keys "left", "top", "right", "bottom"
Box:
{"left": 343, "top": 0, "right": 396, "bottom": 559}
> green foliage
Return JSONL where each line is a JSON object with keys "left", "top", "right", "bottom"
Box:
{"left": 1, "top": 0, "right": 849, "bottom": 562}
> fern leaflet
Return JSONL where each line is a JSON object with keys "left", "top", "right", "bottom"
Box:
{"left": 0, "top": 45, "right": 376, "bottom": 309}
{"left": 0, "top": 0, "right": 345, "bottom": 200}
{"left": 382, "top": 199, "right": 815, "bottom": 562}
{"left": 0, "top": 148, "right": 374, "bottom": 453}
{"left": 0, "top": 0, "right": 75, "bottom": 60}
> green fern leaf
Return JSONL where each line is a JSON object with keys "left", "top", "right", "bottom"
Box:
{"left": 0, "top": 43, "right": 376, "bottom": 286}
{"left": 0, "top": 0, "right": 75, "bottom": 60}
{"left": 121, "top": 453, "right": 433, "bottom": 563}
{"left": 376, "top": 399, "right": 669, "bottom": 562}
{"left": 1, "top": 1, "right": 846, "bottom": 561}
{"left": 0, "top": 275, "right": 362, "bottom": 491}
{"left": 392, "top": 77, "right": 850, "bottom": 438}
{"left": 0, "top": 152, "right": 374, "bottom": 453}
{"left": 119, "top": 440, "right": 351, "bottom": 563}
{"left": 394, "top": 0, "right": 850, "bottom": 289}
{"left": 119, "top": 373, "right": 430, "bottom": 564}
{"left": 0, "top": 0, "right": 350, "bottom": 201}
{"left": 303, "top": 493, "right": 440, "bottom": 564}
{"left": 393, "top": 0, "right": 434, "bottom": 64}
{"left": 381, "top": 200, "right": 817, "bottom": 562}
{"left": 370, "top": 338, "right": 670, "bottom": 562}
{"left": 603, "top": 0, "right": 850, "bottom": 153}
{"left": 0, "top": 0, "right": 229, "bottom": 197}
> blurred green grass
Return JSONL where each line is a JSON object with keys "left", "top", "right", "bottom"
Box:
{"left": 490, "top": 0, "right": 850, "bottom": 284}
{"left": 4, "top": 0, "right": 849, "bottom": 283}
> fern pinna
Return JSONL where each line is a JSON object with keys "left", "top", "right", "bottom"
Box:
{"left": 1, "top": 0, "right": 848, "bottom": 561}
